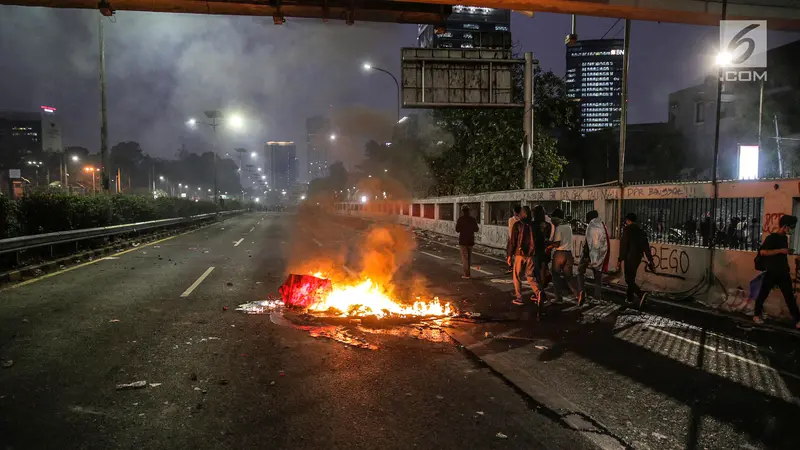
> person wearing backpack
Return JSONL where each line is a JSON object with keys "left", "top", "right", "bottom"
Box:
{"left": 753, "top": 215, "right": 800, "bottom": 328}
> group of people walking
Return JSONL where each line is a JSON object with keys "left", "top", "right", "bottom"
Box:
{"left": 456, "top": 203, "right": 800, "bottom": 328}
{"left": 503, "top": 206, "right": 653, "bottom": 308}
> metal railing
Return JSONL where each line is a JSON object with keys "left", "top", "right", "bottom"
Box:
{"left": 0, "top": 210, "right": 244, "bottom": 255}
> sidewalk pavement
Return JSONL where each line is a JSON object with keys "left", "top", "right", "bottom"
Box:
{"left": 329, "top": 214, "right": 800, "bottom": 449}
{"left": 407, "top": 232, "right": 800, "bottom": 450}
{"left": 413, "top": 228, "right": 800, "bottom": 338}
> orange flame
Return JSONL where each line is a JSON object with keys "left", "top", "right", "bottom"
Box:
{"left": 306, "top": 274, "right": 454, "bottom": 318}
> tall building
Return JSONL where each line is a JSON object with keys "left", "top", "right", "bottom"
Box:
{"left": 306, "top": 116, "right": 330, "bottom": 180}
{"left": 264, "top": 141, "right": 297, "bottom": 193}
{"left": 417, "top": 5, "right": 511, "bottom": 49}
{"left": 565, "top": 39, "right": 624, "bottom": 134}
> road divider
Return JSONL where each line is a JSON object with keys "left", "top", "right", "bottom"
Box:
{"left": 180, "top": 267, "right": 215, "bottom": 298}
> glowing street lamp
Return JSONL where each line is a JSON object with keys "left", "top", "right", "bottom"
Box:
{"left": 360, "top": 195, "right": 368, "bottom": 204}
{"left": 71, "top": 155, "right": 80, "bottom": 162}
{"left": 84, "top": 166, "right": 98, "bottom": 193}
{"left": 362, "top": 62, "right": 401, "bottom": 121}
{"left": 251, "top": 152, "right": 257, "bottom": 159}
{"left": 330, "top": 134, "right": 336, "bottom": 141}
{"left": 715, "top": 51, "right": 733, "bottom": 67}
{"left": 187, "top": 118, "right": 197, "bottom": 127}
{"left": 229, "top": 114, "right": 244, "bottom": 130}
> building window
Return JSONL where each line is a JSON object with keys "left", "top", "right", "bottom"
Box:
{"left": 694, "top": 102, "right": 705, "bottom": 124}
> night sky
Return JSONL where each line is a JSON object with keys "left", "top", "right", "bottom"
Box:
{"left": 1, "top": 6, "right": 797, "bottom": 179}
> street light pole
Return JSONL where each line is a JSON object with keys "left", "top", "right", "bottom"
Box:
{"left": 99, "top": 14, "right": 110, "bottom": 193}
{"left": 364, "top": 64, "right": 400, "bottom": 121}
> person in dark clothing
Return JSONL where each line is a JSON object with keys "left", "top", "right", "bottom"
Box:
{"left": 753, "top": 215, "right": 800, "bottom": 328}
{"left": 456, "top": 205, "right": 479, "bottom": 279}
{"left": 507, "top": 206, "right": 545, "bottom": 305}
{"left": 617, "top": 213, "right": 655, "bottom": 307}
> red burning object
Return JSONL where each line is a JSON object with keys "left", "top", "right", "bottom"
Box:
{"left": 279, "top": 274, "right": 332, "bottom": 308}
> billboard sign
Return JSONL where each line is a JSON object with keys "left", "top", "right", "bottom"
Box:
{"left": 401, "top": 47, "right": 522, "bottom": 108}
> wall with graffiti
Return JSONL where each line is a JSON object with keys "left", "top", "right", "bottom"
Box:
{"left": 337, "top": 179, "right": 800, "bottom": 321}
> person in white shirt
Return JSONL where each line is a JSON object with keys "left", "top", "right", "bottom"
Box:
{"left": 577, "top": 210, "right": 610, "bottom": 305}
{"left": 507, "top": 205, "right": 522, "bottom": 273}
{"left": 549, "top": 208, "right": 578, "bottom": 302}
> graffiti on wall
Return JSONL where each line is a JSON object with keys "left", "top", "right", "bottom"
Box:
{"left": 625, "top": 185, "right": 701, "bottom": 199}
{"left": 528, "top": 188, "right": 617, "bottom": 202}
{"left": 649, "top": 245, "right": 690, "bottom": 276}
{"left": 762, "top": 212, "right": 785, "bottom": 233}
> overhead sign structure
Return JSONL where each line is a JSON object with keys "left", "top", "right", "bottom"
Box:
{"left": 401, "top": 47, "right": 522, "bottom": 108}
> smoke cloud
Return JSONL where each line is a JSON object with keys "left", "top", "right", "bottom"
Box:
{"left": 0, "top": 6, "right": 414, "bottom": 161}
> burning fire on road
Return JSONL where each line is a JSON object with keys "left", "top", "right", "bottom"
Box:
{"left": 280, "top": 272, "right": 456, "bottom": 319}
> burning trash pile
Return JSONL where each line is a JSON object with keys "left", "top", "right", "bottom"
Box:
{"left": 279, "top": 272, "right": 456, "bottom": 319}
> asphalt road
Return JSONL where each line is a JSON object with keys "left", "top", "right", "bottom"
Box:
{"left": 0, "top": 213, "right": 596, "bottom": 450}
{"left": 322, "top": 213, "right": 800, "bottom": 450}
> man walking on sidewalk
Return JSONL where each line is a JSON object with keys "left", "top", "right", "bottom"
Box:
{"left": 577, "top": 210, "right": 610, "bottom": 305}
{"left": 508, "top": 206, "right": 544, "bottom": 305}
{"left": 617, "top": 213, "right": 655, "bottom": 307}
{"left": 507, "top": 205, "right": 522, "bottom": 274}
{"left": 550, "top": 208, "right": 579, "bottom": 303}
{"left": 753, "top": 215, "right": 800, "bottom": 328}
{"left": 456, "top": 204, "right": 479, "bottom": 279}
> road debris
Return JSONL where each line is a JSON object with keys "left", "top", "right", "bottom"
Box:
{"left": 109, "top": 319, "right": 120, "bottom": 323}
{"left": 436, "top": 395, "right": 444, "bottom": 400}
{"left": 496, "top": 432, "right": 507, "bottom": 439}
{"left": 2, "top": 360, "right": 14, "bottom": 368}
{"left": 535, "top": 345, "right": 549, "bottom": 350}
{"left": 270, "top": 381, "right": 276, "bottom": 386}
{"left": 116, "top": 380, "right": 147, "bottom": 390}
{"left": 476, "top": 411, "right": 485, "bottom": 416}
{"left": 222, "top": 306, "right": 229, "bottom": 311}
{"left": 148, "top": 383, "right": 162, "bottom": 388}
{"left": 226, "top": 282, "right": 233, "bottom": 287}
{"left": 219, "top": 379, "right": 229, "bottom": 385}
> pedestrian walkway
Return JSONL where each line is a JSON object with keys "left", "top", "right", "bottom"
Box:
{"left": 406, "top": 235, "right": 800, "bottom": 450}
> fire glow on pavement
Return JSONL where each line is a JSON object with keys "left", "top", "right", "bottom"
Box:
{"left": 283, "top": 272, "right": 456, "bottom": 319}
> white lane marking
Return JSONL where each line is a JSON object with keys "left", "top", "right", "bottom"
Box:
{"left": 312, "top": 238, "right": 323, "bottom": 247}
{"left": 249, "top": 227, "right": 254, "bottom": 232}
{"left": 421, "top": 251, "right": 446, "bottom": 260}
{"left": 180, "top": 267, "right": 215, "bottom": 298}
{"left": 417, "top": 236, "right": 506, "bottom": 263}
{"left": 233, "top": 238, "right": 244, "bottom": 247}
{"left": 101, "top": 256, "right": 120, "bottom": 260}
{"left": 651, "top": 327, "right": 800, "bottom": 382}
{"left": 472, "top": 267, "right": 492, "bottom": 275}
{"left": 467, "top": 328, "right": 523, "bottom": 350}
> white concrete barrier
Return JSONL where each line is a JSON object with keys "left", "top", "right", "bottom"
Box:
{"left": 337, "top": 179, "right": 800, "bottom": 321}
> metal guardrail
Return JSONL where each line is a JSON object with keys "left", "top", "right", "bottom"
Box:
{"left": 0, "top": 210, "right": 245, "bottom": 255}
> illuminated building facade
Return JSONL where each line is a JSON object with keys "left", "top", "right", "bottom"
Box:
{"left": 305, "top": 116, "right": 330, "bottom": 180}
{"left": 565, "top": 39, "right": 624, "bottom": 134}
{"left": 417, "top": 5, "right": 511, "bottom": 49}
{"left": 264, "top": 141, "right": 297, "bottom": 193}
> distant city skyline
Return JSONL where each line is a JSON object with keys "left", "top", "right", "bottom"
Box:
{"left": 1, "top": 6, "right": 798, "bottom": 171}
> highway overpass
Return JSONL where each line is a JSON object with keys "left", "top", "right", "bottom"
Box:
{"left": 3, "top": 0, "right": 800, "bottom": 29}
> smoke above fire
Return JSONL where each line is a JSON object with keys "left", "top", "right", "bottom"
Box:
{"left": 284, "top": 204, "right": 438, "bottom": 315}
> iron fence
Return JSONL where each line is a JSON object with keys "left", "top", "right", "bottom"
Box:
{"left": 621, "top": 197, "right": 763, "bottom": 250}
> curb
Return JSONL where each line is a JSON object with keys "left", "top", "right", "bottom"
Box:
{"left": 445, "top": 327, "right": 631, "bottom": 450}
